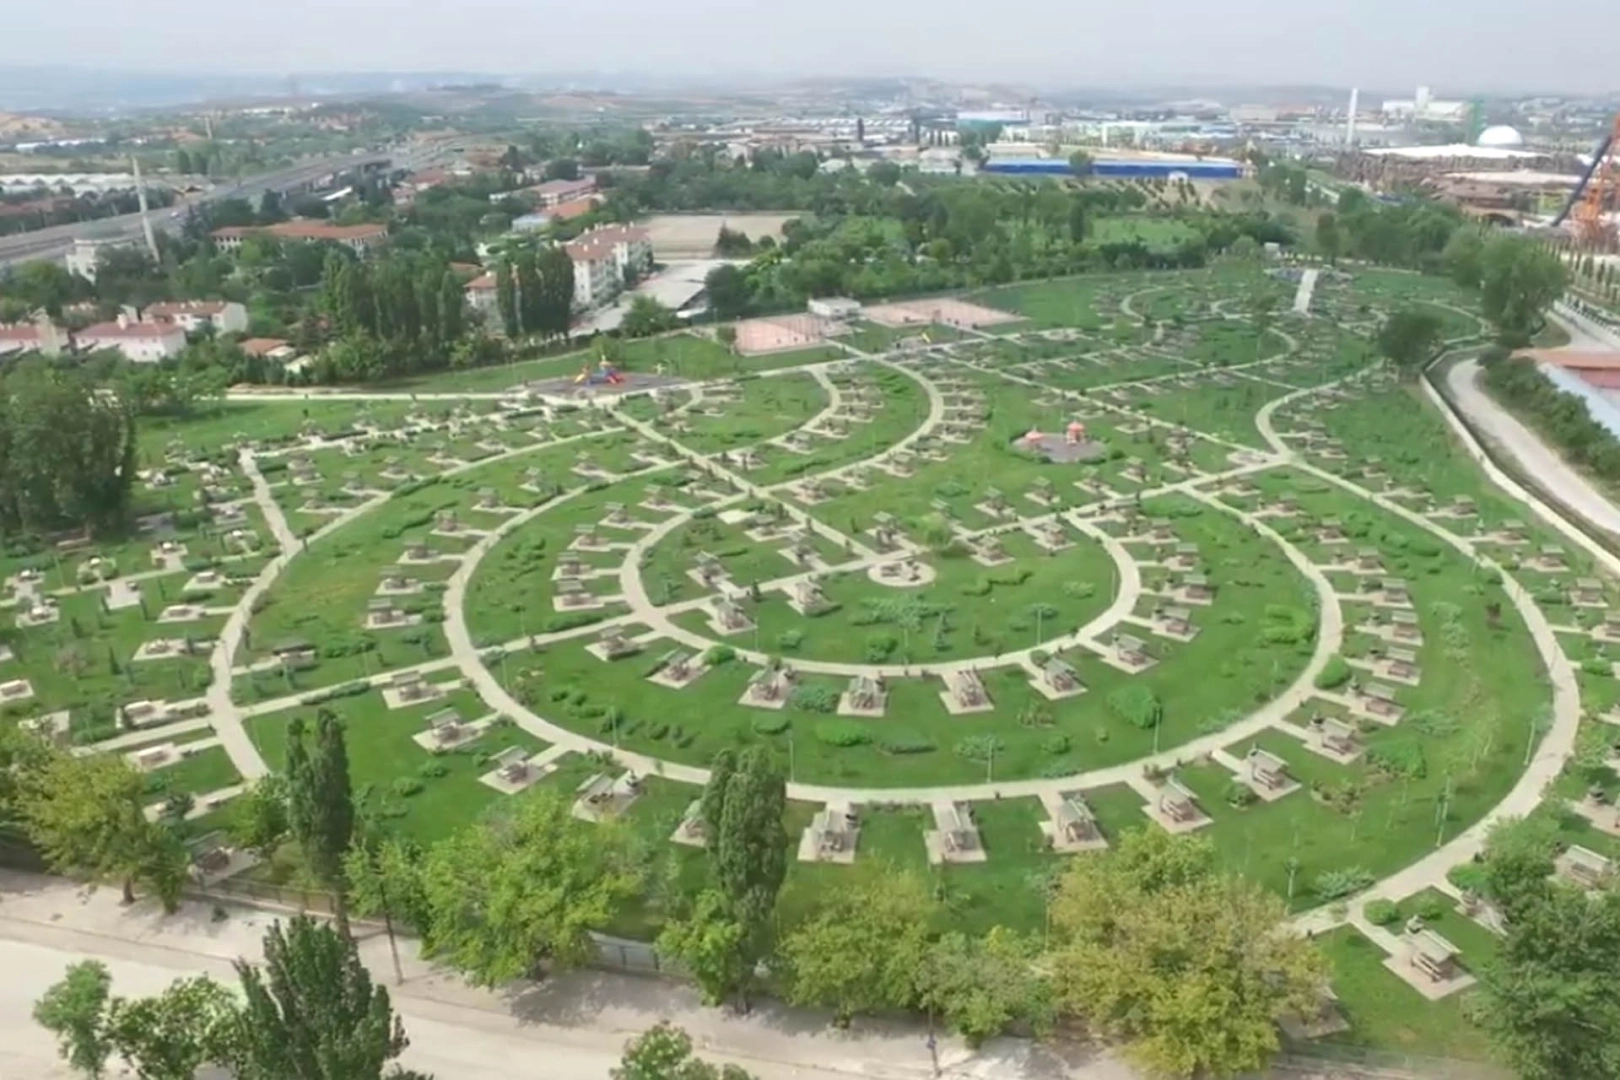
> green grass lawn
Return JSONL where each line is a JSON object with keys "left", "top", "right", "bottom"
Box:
{"left": 1314, "top": 926, "right": 1495, "bottom": 1061}
{"left": 246, "top": 686, "right": 549, "bottom": 843}
{"left": 48, "top": 263, "right": 1568, "bottom": 1064}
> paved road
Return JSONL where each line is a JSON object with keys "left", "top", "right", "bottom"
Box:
{"left": 0, "top": 150, "right": 402, "bottom": 268}
{"left": 0, "top": 871, "right": 1134, "bottom": 1080}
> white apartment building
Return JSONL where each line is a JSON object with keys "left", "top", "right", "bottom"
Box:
{"left": 565, "top": 225, "right": 654, "bottom": 309}
{"left": 64, "top": 237, "right": 138, "bottom": 282}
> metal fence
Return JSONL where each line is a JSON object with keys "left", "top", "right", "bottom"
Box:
{"left": 187, "top": 879, "right": 685, "bottom": 979}
{"left": 1278, "top": 1042, "right": 1513, "bottom": 1079}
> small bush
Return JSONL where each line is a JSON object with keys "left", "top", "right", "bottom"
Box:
{"left": 1041, "top": 733, "right": 1071, "bottom": 755}
{"left": 1108, "top": 685, "right": 1163, "bottom": 730}
{"left": 815, "top": 720, "right": 871, "bottom": 747}
{"left": 879, "top": 732, "right": 937, "bottom": 755}
{"left": 789, "top": 683, "right": 840, "bottom": 713}
{"left": 777, "top": 629, "right": 804, "bottom": 651}
{"left": 1315, "top": 655, "right": 1353, "bottom": 690}
{"left": 1414, "top": 893, "right": 1449, "bottom": 922}
{"left": 391, "top": 777, "right": 424, "bottom": 799}
{"left": 751, "top": 715, "right": 790, "bottom": 736}
{"left": 953, "top": 734, "right": 1005, "bottom": 763}
{"left": 416, "top": 761, "right": 449, "bottom": 779}
{"left": 1061, "top": 580, "right": 1096, "bottom": 599}
{"left": 1366, "top": 741, "right": 1427, "bottom": 781}
{"left": 704, "top": 645, "right": 736, "bottom": 665}
{"left": 863, "top": 634, "right": 898, "bottom": 662}
{"left": 1225, "top": 781, "right": 1258, "bottom": 808}
{"left": 1365, "top": 899, "right": 1400, "bottom": 926}
{"left": 1314, "top": 867, "right": 1374, "bottom": 900}
{"left": 1447, "top": 862, "right": 1489, "bottom": 896}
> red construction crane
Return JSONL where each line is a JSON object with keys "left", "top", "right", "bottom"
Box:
{"left": 1571, "top": 113, "right": 1620, "bottom": 250}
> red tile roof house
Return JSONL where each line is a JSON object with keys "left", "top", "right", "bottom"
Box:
{"left": 145, "top": 300, "right": 249, "bottom": 334}
{"left": 0, "top": 320, "right": 69, "bottom": 357}
{"left": 74, "top": 314, "right": 187, "bottom": 362}
{"left": 524, "top": 177, "right": 598, "bottom": 207}
{"left": 211, "top": 220, "right": 389, "bottom": 257}
{"left": 464, "top": 272, "right": 500, "bottom": 323}
{"left": 239, "top": 337, "right": 297, "bottom": 361}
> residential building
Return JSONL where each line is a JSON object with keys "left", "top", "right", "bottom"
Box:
{"left": 211, "top": 220, "right": 389, "bottom": 257}
{"left": 240, "top": 337, "right": 297, "bottom": 362}
{"left": 526, "top": 177, "right": 597, "bottom": 207}
{"left": 565, "top": 224, "right": 654, "bottom": 309}
{"left": 464, "top": 272, "right": 500, "bottom": 322}
{"left": 65, "top": 236, "right": 138, "bottom": 282}
{"left": 145, "top": 300, "right": 249, "bottom": 335}
{"left": 74, "top": 314, "right": 186, "bottom": 362}
{"left": 0, "top": 315, "right": 68, "bottom": 357}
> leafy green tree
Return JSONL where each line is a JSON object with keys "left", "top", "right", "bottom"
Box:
{"left": 1477, "top": 814, "right": 1561, "bottom": 921}
{"left": 103, "top": 976, "right": 243, "bottom": 1080}
{"left": 1443, "top": 228, "right": 1487, "bottom": 289}
{"left": 544, "top": 158, "right": 581, "bottom": 182}
{"left": 713, "top": 225, "right": 754, "bottom": 256}
{"left": 285, "top": 710, "right": 356, "bottom": 935}
{"left": 1477, "top": 856, "right": 1620, "bottom": 1080}
{"left": 1314, "top": 212, "right": 1341, "bottom": 263}
{"left": 533, "top": 245, "right": 576, "bottom": 339}
{"left": 33, "top": 960, "right": 113, "bottom": 1078}
{"left": 1046, "top": 828, "right": 1327, "bottom": 1080}
{"left": 14, "top": 748, "right": 179, "bottom": 907}
{"left": 1068, "top": 150, "right": 1094, "bottom": 178}
{"left": 0, "top": 360, "right": 138, "bottom": 536}
{"left": 621, "top": 295, "right": 680, "bottom": 338}
{"left": 672, "top": 748, "right": 789, "bottom": 1008}
{"left": 916, "top": 927, "right": 1051, "bottom": 1046}
{"left": 416, "top": 790, "right": 641, "bottom": 985}
{"left": 228, "top": 775, "right": 291, "bottom": 859}
{"left": 494, "top": 260, "right": 519, "bottom": 338}
{"left": 234, "top": 915, "right": 413, "bottom": 1080}
{"left": 1376, "top": 307, "right": 1445, "bottom": 376}
{"left": 657, "top": 889, "right": 749, "bottom": 1006}
{"left": 1481, "top": 235, "right": 1567, "bottom": 344}
{"left": 1067, "top": 198, "right": 1088, "bottom": 244}
{"left": 613, "top": 1022, "right": 754, "bottom": 1080}
{"left": 704, "top": 265, "right": 751, "bottom": 320}
{"left": 779, "top": 864, "right": 936, "bottom": 1024}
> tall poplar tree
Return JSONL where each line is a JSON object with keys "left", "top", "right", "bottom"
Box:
{"left": 234, "top": 915, "right": 413, "bottom": 1080}
{"left": 286, "top": 710, "right": 356, "bottom": 936}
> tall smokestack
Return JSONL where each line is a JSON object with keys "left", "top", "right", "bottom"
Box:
{"left": 1345, "top": 88, "right": 1359, "bottom": 147}
{"left": 131, "top": 155, "right": 159, "bottom": 262}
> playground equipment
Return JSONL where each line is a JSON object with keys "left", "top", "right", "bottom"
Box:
{"left": 1066, "top": 420, "right": 1088, "bottom": 445}
{"left": 1554, "top": 112, "right": 1620, "bottom": 250}
{"left": 575, "top": 358, "right": 626, "bottom": 387}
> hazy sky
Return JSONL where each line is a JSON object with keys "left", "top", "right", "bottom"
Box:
{"left": 5, "top": 0, "right": 1616, "bottom": 94}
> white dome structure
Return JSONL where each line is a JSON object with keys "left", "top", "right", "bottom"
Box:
{"left": 1477, "top": 125, "right": 1526, "bottom": 150}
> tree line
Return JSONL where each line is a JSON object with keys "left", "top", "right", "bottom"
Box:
{"left": 1482, "top": 350, "right": 1620, "bottom": 478}
{"left": 700, "top": 183, "right": 1293, "bottom": 320}
{"left": 492, "top": 243, "right": 574, "bottom": 340}
{"left": 12, "top": 675, "right": 1617, "bottom": 1076}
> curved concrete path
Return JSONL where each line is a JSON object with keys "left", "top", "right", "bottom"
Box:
{"left": 186, "top": 299, "right": 1592, "bottom": 944}
{"left": 1259, "top": 367, "right": 1582, "bottom": 929}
